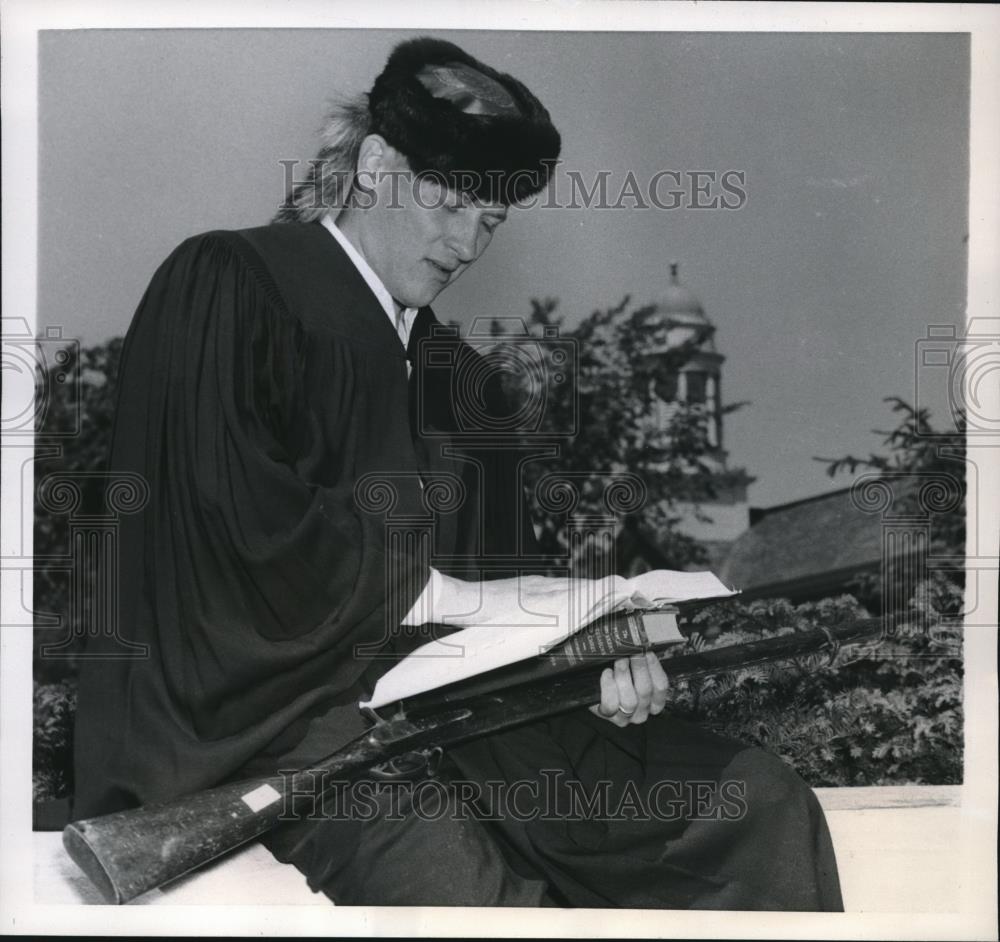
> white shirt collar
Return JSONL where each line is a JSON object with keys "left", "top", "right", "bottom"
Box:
{"left": 320, "top": 213, "right": 419, "bottom": 350}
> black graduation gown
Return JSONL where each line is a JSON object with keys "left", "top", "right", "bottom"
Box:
{"left": 72, "top": 221, "right": 518, "bottom": 817}
{"left": 72, "top": 221, "right": 843, "bottom": 911}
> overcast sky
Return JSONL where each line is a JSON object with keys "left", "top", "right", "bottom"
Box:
{"left": 37, "top": 29, "right": 969, "bottom": 507}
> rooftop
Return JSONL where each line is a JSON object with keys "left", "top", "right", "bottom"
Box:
{"left": 719, "top": 483, "right": 897, "bottom": 597}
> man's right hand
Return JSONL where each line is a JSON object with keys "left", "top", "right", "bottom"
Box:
{"left": 590, "top": 651, "right": 670, "bottom": 727}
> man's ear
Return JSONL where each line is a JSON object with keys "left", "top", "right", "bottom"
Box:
{"left": 355, "top": 134, "right": 391, "bottom": 187}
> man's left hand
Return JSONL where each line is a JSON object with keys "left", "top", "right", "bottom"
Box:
{"left": 589, "top": 651, "right": 669, "bottom": 727}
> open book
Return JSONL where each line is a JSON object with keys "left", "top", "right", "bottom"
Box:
{"left": 360, "top": 570, "right": 735, "bottom": 710}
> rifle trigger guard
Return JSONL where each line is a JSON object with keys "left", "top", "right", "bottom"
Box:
{"left": 369, "top": 746, "right": 443, "bottom": 783}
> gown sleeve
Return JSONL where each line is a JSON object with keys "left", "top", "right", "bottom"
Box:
{"left": 73, "top": 231, "right": 427, "bottom": 813}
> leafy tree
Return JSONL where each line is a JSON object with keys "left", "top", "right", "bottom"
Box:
{"left": 486, "top": 297, "right": 753, "bottom": 574}
{"left": 818, "top": 396, "right": 966, "bottom": 615}
{"left": 820, "top": 396, "right": 965, "bottom": 553}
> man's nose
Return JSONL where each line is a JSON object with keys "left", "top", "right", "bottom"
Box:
{"left": 445, "top": 215, "right": 480, "bottom": 263}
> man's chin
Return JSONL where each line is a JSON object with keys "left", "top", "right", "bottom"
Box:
{"left": 401, "top": 285, "right": 447, "bottom": 309}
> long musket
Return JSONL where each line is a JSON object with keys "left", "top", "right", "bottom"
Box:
{"left": 63, "top": 617, "right": 882, "bottom": 904}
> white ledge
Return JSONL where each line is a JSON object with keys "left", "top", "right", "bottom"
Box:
{"left": 33, "top": 784, "right": 964, "bottom": 910}
{"left": 813, "top": 784, "right": 960, "bottom": 811}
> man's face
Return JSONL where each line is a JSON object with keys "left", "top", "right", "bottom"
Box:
{"left": 353, "top": 148, "right": 508, "bottom": 309}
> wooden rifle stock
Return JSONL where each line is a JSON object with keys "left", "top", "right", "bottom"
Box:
{"left": 63, "top": 617, "right": 882, "bottom": 903}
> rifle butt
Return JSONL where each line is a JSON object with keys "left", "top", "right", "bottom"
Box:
{"left": 62, "top": 775, "right": 289, "bottom": 904}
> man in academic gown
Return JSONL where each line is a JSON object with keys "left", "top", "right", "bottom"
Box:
{"left": 72, "top": 37, "right": 843, "bottom": 910}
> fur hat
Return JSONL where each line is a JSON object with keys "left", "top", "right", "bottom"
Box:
{"left": 368, "top": 37, "right": 561, "bottom": 205}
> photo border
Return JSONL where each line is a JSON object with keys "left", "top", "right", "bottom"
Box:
{"left": 2, "top": 1, "right": 997, "bottom": 938}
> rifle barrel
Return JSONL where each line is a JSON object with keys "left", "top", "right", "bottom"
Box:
{"left": 63, "top": 618, "right": 882, "bottom": 903}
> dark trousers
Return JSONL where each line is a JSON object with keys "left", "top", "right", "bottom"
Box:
{"left": 262, "top": 712, "right": 844, "bottom": 910}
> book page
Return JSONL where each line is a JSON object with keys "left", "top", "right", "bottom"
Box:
{"left": 361, "top": 570, "right": 733, "bottom": 709}
{"left": 623, "top": 570, "right": 736, "bottom": 607}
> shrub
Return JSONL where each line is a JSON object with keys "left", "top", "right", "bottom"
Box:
{"left": 33, "top": 680, "right": 77, "bottom": 802}
{"left": 667, "top": 580, "right": 963, "bottom": 786}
